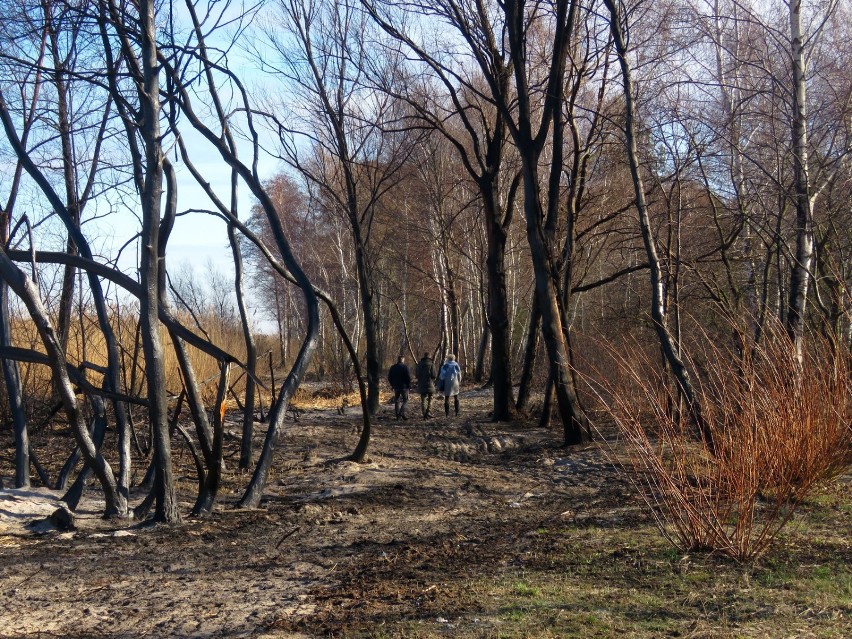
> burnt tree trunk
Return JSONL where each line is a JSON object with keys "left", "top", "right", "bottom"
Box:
{"left": 0, "top": 249, "right": 125, "bottom": 516}
{"left": 0, "top": 280, "right": 28, "bottom": 487}
{"left": 137, "top": 0, "right": 180, "bottom": 523}
{"left": 193, "top": 363, "right": 230, "bottom": 516}
{"left": 0, "top": 82, "right": 131, "bottom": 510}
{"left": 230, "top": 221, "right": 258, "bottom": 470}
{"left": 483, "top": 188, "right": 516, "bottom": 420}
{"left": 516, "top": 293, "right": 541, "bottom": 413}
{"left": 159, "top": 159, "right": 215, "bottom": 513}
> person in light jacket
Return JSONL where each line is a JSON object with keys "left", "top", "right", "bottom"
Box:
{"left": 415, "top": 353, "right": 436, "bottom": 418}
{"left": 438, "top": 354, "right": 462, "bottom": 417}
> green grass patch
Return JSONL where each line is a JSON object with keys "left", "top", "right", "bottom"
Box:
{"left": 288, "top": 476, "right": 850, "bottom": 639}
{"left": 511, "top": 582, "right": 541, "bottom": 597}
{"left": 416, "top": 492, "right": 851, "bottom": 639}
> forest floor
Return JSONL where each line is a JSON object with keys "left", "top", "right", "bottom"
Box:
{"left": 0, "top": 388, "right": 850, "bottom": 638}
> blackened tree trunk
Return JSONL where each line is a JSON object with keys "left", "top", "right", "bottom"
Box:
{"left": 41, "top": 0, "right": 133, "bottom": 496}
{"left": 45, "top": 5, "right": 79, "bottom": 358}
{"left": 0, "top": 248, "right": 125, "bottom": 516}
{"left": 231, "top": 220, "right": 258, "bottom": 470}
{"left": 0, "top": 13, "right": 42, "bottom": 489}
{"left": 0, "top": 79, "right": 131, "bottom": 509}
{"left": 62, "top": 385, "right": 109, "bottom": 511}
{"left": 163, "top": 1, "right": 323, "bottom": 507}
{"left": 0, "top": 4, "right": 131, "bottom": 496}
{"left": 194, "top": 363, "right": 230, "bottom": 516}
{"left": 202, "top": 202, "right": 373, "bottom": 462}
{"left": 239, "top": 263, "right": 319, "bottom": 507}
{"left": 137, "top": 0, "right": 179, "bottom": 523}
{"left": 1, "top": 160, "right": 28, "bottom": 487}
{"left": 0, "top": 279, "right": 28, "bottom": 487}
{"left": 516, "top": 293, "right": 541, "bottom": 413}
{"left": 159, "top": 156, "right": 215, "bottom": 513}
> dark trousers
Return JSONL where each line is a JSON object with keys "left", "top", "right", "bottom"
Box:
{"left": 393, "top": 388, "right": 409, "bottom": 418}
{"left": 444, "top": 395, "right": 459, "bottom": 416}
{"left": 420, "top": 392, "right": 433, "bottom": 417}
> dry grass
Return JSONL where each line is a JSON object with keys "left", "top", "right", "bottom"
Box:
{"left": 5, "top": 307, "right": 279, "bottom": 415}
{"left": 289, "top": 387, "right": 369, "bottom": 411}
{"left": 5, "top": 305, "right": 382, "bottom": 421}
{"left": 587, "top": 325, "right": 852, "bottom": 561}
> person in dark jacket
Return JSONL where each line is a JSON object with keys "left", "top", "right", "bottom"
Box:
{"left": 415, "top": 353, "right": 436, "bottom": 418}
{"left": 387, "top": 355, "right": 412, "bottom": 420}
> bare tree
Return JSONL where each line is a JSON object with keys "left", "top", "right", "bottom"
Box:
{"left": 0, "top": 246, "right": 127, "bottom": 515}
{"left": 500, "top": 0, "right": 591, "bottom": 443}
{"left": 363, "top": 1, "right": 523, "bottom": 420}
{"left": 783, "top": 0, "right": 844, "bottom": 360}
{"left": 0, "top": 12, "right": 40, "bottom": 486}
{"left": 257, "top": 0, "right": 412, "bottom": 415}
{"left": 0, "top": 83, "right": 134, "bottom": 514}
{"left": 105, "top": 0, "right": 180, "bottom": 521}
{"left": 603, "top": 0, "right": 707, "bottom": 439}
{"left": 158, "top": 0, "right": 323, "bottom": 506}
{"left": 0, "top": 0, "right": 125, "bottom": 490}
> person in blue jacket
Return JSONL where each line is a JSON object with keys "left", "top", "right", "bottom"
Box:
{"left": 437, "top": 354, "right": 462, "bottom": 417}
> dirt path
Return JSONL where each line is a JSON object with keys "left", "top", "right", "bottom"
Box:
{"left": 0, "top": 390, "right": 633, "bottom": 638}
{"left": 5, "top": 390, "right": 848, "bottom": 638}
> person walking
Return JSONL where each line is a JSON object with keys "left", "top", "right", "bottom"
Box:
{"left": 387, "top": 355, "right": 412, "bottom": 420}
{"left": 438, "top": 354, "right": 462, "bottom": 417}
{"left": 415, "top": 352, "right": 436, "bottom": 418}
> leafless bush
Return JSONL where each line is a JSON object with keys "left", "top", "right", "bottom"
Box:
{"left": 586, "top": 322, "right": 852, "bottom": 561}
